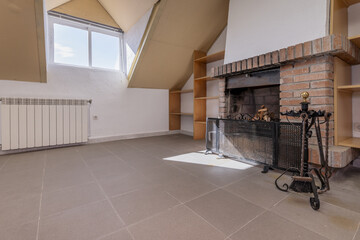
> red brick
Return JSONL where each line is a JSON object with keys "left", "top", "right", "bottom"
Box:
{"left": 332, "top": 34, "right": 342, "bottom": 50}
{"left": 311, "top": 105, "right": 334, "bottom": 113}
{"left": 311, "top": 80, "right": 333, "bottom": 88}
{"left": 265, "top": 53, "right": 271, "bottom": 65}
{"left": 310, "top": 96, "right": 333, "bottom": 105}
{"left": 280, "top": 82, "right": 309, "bottom": 91}
{"left": 280, "top": 76, "right": 294, "bottom": 84}
{"left": 227, "top": 63, "right": 232, "bottom": 74}
{"left": 304, "top": 41, "right": 312, "bottom": 56}
{"left": 280, "top": 92, "right": 293, "bottom": 98}
{"left": 242, "top": 60, "right": 247, "bottom": 70}
{"left": 231, "top": 62, "right": 237, "bottom": 73}
{"left": 272, "top": 51, "right": 279, "bottom": 64}
{"left": 310, "top": 63, "right": 333, "bottom": 73}
{"left": 312, "top": 38, "right": 322, "bottom": 54}
{"left": 280, "top": 64, "right": 293, "bottom": 71}
{"left": 280, "top": 98, "right": 303, "bottom": 106}
{"left": 323, "top": 35, "right": 332, "bottom": 52}
{"left": 287, "top": 46, "right": 295, "bottom": 60}
{"left": 295, "top": 44, "right": 304, "bottom": 59}
{"left": 280, "top": 67, "right": 309, "bottom": 77}
{"left": 252, "top": 56, "right": 258, "bottom": 68}
{"left": 259, "top": 55, "right": 265, "bottom": 67}
{"left": 279, "top": 48, "right": 287, "bottom": 62}
{"left": 247, "top": 58, "right": 253, "bottom": 69}
{"left": 236, "top": 61, "right": 241, "bottom": 71}
{"left": 294, "top": 72, "right": 333, "bottom": 82}
{"left": 294, "top": 89, "right": 333, "bottom": 97}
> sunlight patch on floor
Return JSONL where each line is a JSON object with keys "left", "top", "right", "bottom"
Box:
{"left": 163, "top": 151, "right": 255, "bottom": 170}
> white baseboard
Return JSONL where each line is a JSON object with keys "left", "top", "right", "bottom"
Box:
{"left": 179, "top": 130, "right": 193, "bottom": 136}
{"left": 88, "top": 130, "right": 181, "bottom": 144}
{"left": 0, "top": 130, "right": 184, "bottom": 155}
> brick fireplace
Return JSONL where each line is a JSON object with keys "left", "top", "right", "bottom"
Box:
{"left": 212, "top": 34, "right": 360, "bottom": 168}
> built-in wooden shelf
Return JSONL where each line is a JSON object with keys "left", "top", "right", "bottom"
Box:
{"left": 349, "top": 35, "right": 360, "bottom": 49}
{"left": 194, "top": 76, "right": 217, "bottom": 81}
{"left": 169, "top": 89, "right": 193, "bottom": 94}
{"left": 344, "top": 0, "right": 360, "bottom": 6}
{"left": 169, "top": 112, "right": 193, "bottom": 116}
{"left": 337, "top": 84, "right": 360, "bottom": 92}
{"left": 194, "top": 51, "right": 225, "bottom": 63}
{"left": 195, "top": 121, "right": 206, "bottom": 124}
{"left": 194, "top": 96, "right": 219, "bottom": 100}
{"left": 339, "top": 137, "right": 360, "bottom": 148}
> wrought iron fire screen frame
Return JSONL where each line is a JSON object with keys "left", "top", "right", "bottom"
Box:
{"left": 206, "top": 118, "right": 302, "bottom": 170}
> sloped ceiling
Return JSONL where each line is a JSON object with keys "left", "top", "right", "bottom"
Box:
{"left": 45, "top": 0, "right": 71, "bottom": 10}
{"left": 0, "top": 0, "right": 46, "bottom": 82}
{"left": 51, "top": 0, "right": 119, "bottom": 28}
{"left": 98, "top": 0, "right": 157, "bottom": 32}
{"left": 128, "top": 0, "right": 229, "bottom": 89}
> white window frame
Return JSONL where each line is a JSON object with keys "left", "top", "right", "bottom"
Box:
{"left": 48, "top": 15, "right": 125, "bottom": 72}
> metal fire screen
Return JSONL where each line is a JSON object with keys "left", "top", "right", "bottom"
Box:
{"left": 206, "top": 118, "right": 302, "bottom": 170}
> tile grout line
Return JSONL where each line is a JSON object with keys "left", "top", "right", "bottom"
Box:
{"left": 35, "top": 154, "right": 47, "bottom": 240}
{"left": 183, "top": 204, "right": 229, "bottom": 238}
{"left": 0, "top": 156, "right": 10, "bottom": 172}
{"left": 352, "top": 221, "right": 360, "bottom": 240}
{"left": 225, "top": 209, "right": 268, "bottom": 240}
{"left": 269, "top": 194, "right": 333, "bottom": 240}
{"left": 79, "top": 152, "right": 127, "bottom": 226}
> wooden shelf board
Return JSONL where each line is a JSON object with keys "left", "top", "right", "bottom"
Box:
{"left": 194, "top": 51, "right": 225, "bottom": 63}
{"left": 194, "top": 76, "right": 218, "bottom": 81}
{"left": 169, "top": 112, "right": 193, "bottom": 116}
{"left": 339, "top": 137, "right": 360, "bottom": 148}
{"left": 170, "top": 89, "right": 193, "bottom": 94}
{"left": 337, "top": 84, "right": 360, "bottom": 91}
{"left": 349, "top": 35, "right": 360, "bottom": 49}
{"left": 194, "top": 96, "right": 219, "bottom": 100}
{"left": 195, "top": 121, "right": 206, "bottom": 124}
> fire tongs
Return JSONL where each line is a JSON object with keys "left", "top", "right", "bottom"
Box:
{"left": 275, "top": 92, "right": 332, "bottom": 210}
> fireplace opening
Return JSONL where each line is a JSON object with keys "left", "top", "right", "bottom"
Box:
{"left": 225, "top": 68, "right": 280, "bottom": 120}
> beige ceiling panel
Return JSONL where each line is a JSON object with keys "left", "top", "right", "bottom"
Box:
{"left": 0, "top": 0, "right": 47, "bottom": 83}
{"left": 98, "top": 0, "right": 157, "bottom": 32}
{"left": 45, "top": 0, "right": 71, "bottom": 10}
{"left": 52, "top": 0, "right": 119, "bottom": 28}
{"left": 128, "top": 0, "right": 229, "bottom": 89}
{"left": 152, "top": 0, "right": 228, "bottom": 51}
{"left": 129, "top": 40, "right": 194, "bottom": 89}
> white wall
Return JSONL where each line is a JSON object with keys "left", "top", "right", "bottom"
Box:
{"left": 224, "top": 0, "right": 329, "bottom": 64}
{"left": 0, "top": 10, "right": 169, "bottom": 144}
{"left": 348, "top": 3, "right": 360, "bottom": 37}
{"left": 0, "top": 65, "right": 169, "bottom": 142}
{"left": 181, "top": 28, "right": 227, "bottom": 134}
{"left": 349, "top": 3, "right": 360, "bottom": 138}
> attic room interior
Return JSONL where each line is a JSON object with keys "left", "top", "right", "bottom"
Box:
{"left": 1, "top": 0, "right": 360, "bottom": 239}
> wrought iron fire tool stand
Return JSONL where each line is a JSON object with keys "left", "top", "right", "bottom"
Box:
{"left": 275, "top": 92, "right": 332, "bottom": 210}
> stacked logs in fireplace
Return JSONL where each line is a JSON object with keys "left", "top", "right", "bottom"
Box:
{"left": 206, "top": 118, "right": 302, "bottom": 170}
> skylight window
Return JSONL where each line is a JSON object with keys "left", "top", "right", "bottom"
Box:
{"left": 49, "top": 15, "right": 123, "bottom": 71}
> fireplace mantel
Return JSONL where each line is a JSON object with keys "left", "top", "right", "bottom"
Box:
{"left": 211, "top": 34, "right": 360, "bottom": 78}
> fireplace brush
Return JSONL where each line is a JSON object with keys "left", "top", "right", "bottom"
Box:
{"left": 274, "top": 92, "right": 332, "bottom": 210}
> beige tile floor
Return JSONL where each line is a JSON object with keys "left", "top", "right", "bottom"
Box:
{"left": 0, "top": 134, "right": 359, "bottom": 240}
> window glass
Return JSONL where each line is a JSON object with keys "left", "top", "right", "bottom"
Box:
{"left": 54, "top": 23, "right": 89, "bottom": 67}
{"left": 91, "top": 32, "right": 120, "bottom": 70}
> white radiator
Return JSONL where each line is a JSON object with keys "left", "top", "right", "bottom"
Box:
{"left": 0, "top": 98, "right": 90, "bottom": 150}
